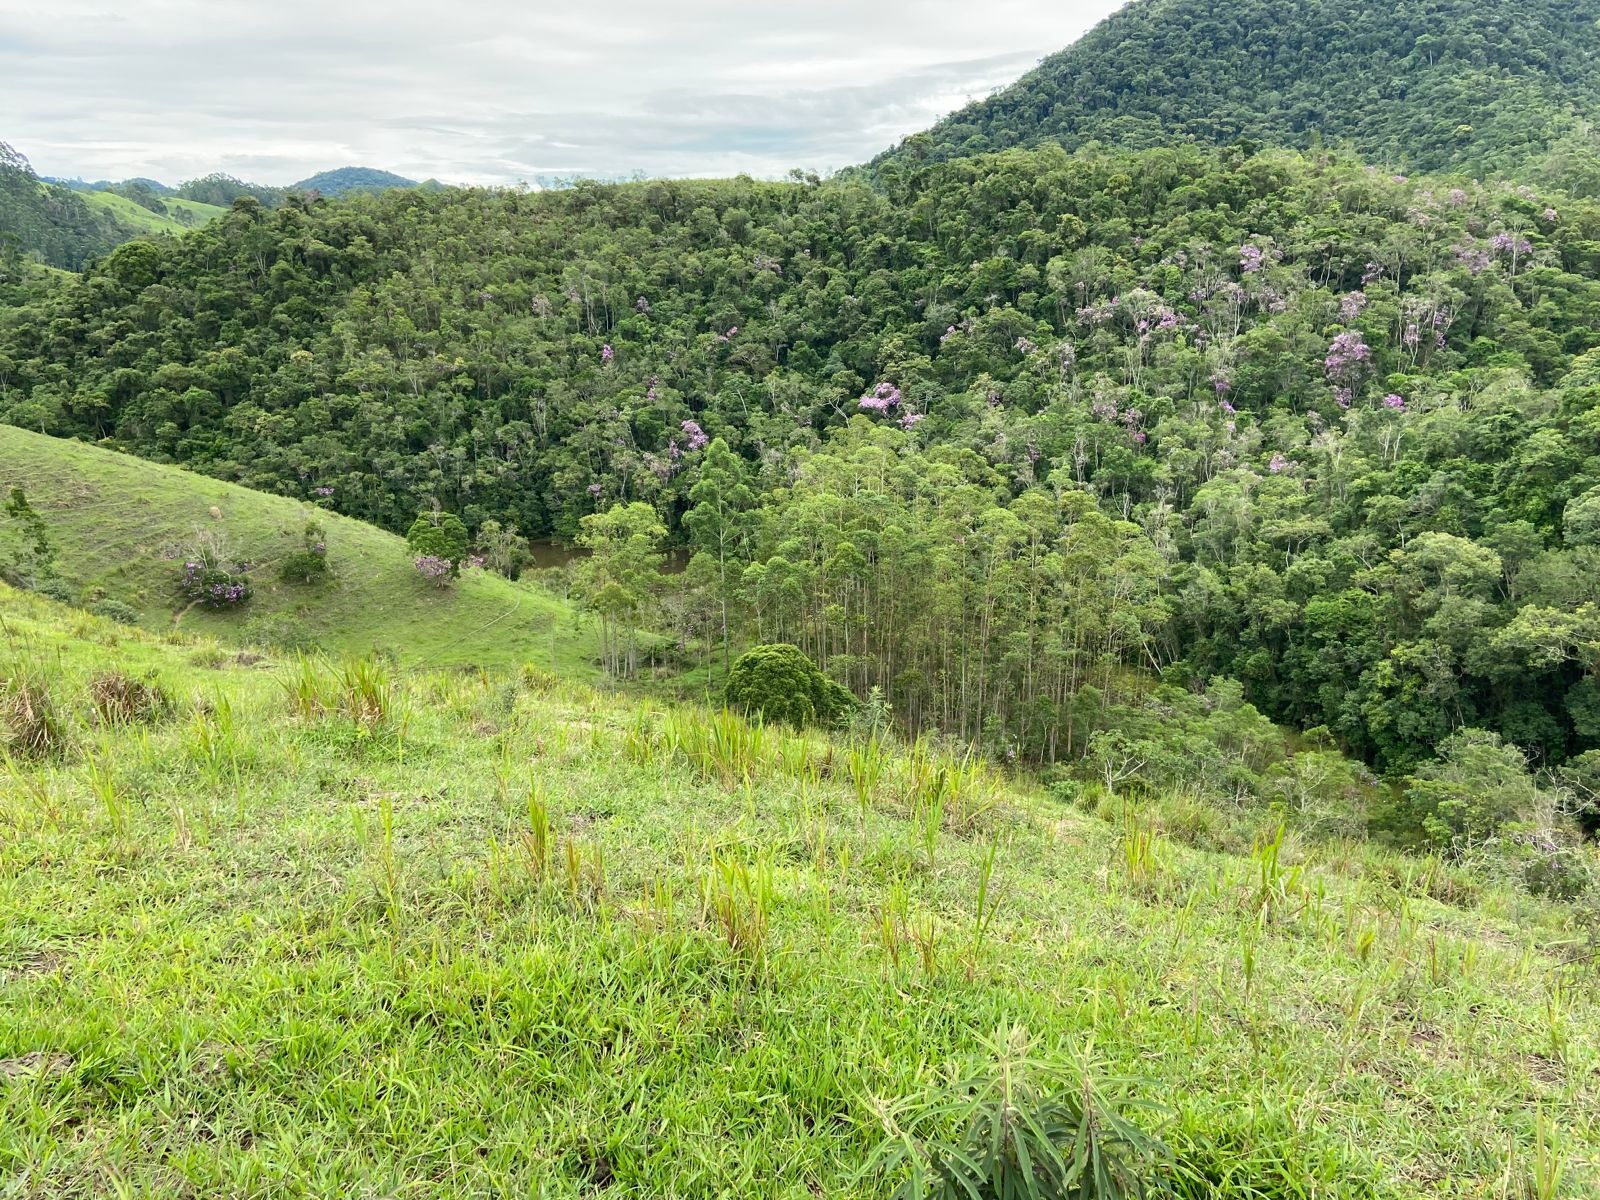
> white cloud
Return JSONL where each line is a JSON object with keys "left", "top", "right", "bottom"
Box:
{"left": 0, "top": 0, "right": 1123, "bottom": 185}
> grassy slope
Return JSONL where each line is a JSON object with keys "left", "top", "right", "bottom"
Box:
{"left": 78, "top": 190, "right": 228, "bottom": 237}
{"left": 0, "top": 427, "right": 597, "bottom": 672}
{"left": 0, "top": 584, "right": 1594, "bottom": 1197}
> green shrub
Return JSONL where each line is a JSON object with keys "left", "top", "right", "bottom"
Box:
{"left": 30, "top": 575, "right": 74, "bottom": 604}
{"left": 278, "top": 549, "right": 330, "bottom": 585}
{"left": 178, "top": 531, "right": 252, "bottom": 609}
{"left": 1516, "top": 834, "right": 1595, "bottom": 902}
{"left": 1405, "top": 729, "right": 1540, "bottom": 852}
{"left": 279, "top": 518, "right": 331, "bottom": 584}
{"left": 724, "top": 643, "right": 856, "bottom": 729}
{"left": 87, "top": 598, "right": 141, "bottom": 625}
{"left": 406, "top": 510, "right": 469, "bottom": 579}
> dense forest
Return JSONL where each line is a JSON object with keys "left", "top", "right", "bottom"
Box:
{"left": 875, "top": 0, "right": 1600, "bottom": 193}
{"left": 5, "top": 143, "right": 1600, "bottom": 797}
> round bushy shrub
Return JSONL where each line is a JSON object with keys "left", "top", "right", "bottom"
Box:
{"left": 280, "top": 518, "right": 331, "bottom": 585}
{"left": 278, "top": 549, "right": 329, "bottom": 585}
{"left": 1519, "top": 834, "right": 1595, "bottom": 902}
{"left": 724, "top": 643, "right": 856, "bottom": 729}
{"left": 87, "top": 598, "right": 141, "bottom": 625}
{"left": 406, "top": 511, "right": 469, "bottom": 584}
{"left": 30, "top": 576, "right": 74, "bottom": 604}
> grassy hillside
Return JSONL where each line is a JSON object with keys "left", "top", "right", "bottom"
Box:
{"left": 78, "top": 190, "right": 227, "bottom": 237}
{"left": 0, "top": 427, "right": 596, "bottom": 672}
{"left": 0, "top": 583, "right": 1594, "bottom": 1195}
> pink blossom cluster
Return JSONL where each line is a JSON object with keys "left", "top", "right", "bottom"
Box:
{"left": 858, "top": 382, "right": 902, "bottom": 412}
{"left": 414, "top": 555, "right": 454, "bottom": 586}
{"left": 1076, "top": 297, "right": 1120, "bottom": 327}
{"left": 1325, "top": 330, "right": 1371, "bottom": 383}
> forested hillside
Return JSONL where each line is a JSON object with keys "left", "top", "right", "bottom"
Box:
{"left": 5, "top": 145, "right": 1600, "bottom": 789}
{"left": 876, "top": 0, "right": 1600, "bottom": 191}
{"left": 0, "top": 143, "right": 138, "bottom": 272}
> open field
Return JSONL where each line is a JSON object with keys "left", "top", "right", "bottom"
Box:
{"left": 0, "top": 427, "right": 598, "bottom": 672}
{"left": 0, "top": 583, "right": 1594, "bottom": 1197}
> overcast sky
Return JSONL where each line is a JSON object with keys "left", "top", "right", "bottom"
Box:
{"left": 0, "top": 0, "right": 1123, "bottom": 186}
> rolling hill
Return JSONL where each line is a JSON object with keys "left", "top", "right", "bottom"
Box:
{"left": 78, "top": 190, "right": 228, "bottom": 237}
{"left": 0, "top": 426, "right": 597, "bottom": 672}
{"left": 876, "top": 0, "right": 1600, "bottom": 188}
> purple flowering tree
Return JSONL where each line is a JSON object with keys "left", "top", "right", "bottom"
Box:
{"left": 1325, "top": 330, "right": 1372, "bottom": 406}
{"left": 858, "top": 382, "right": 902, "bottom": 413}
{"left": 680, "top": 419, "right": 709, "bottom": 451}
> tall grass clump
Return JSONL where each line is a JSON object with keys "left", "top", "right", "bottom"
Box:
{"left": 848, "top": 735, "right": 887, "bottom": 817}
{"left": 866, "top": 1024, "right": 1175, "bottom": 1199}
{"left": 188, "top": 693, "right": 244, "bottom": 797}
{"left": 1, "top": 660, "right": 70, "bottom": 760}
{"left": 1119, "top": 810, "right": 1165, "bottom": 893}
{"left": 522, "top": 782, "right": 553, "bottom": 881}
{"left": 86, "top": 743, "right": 127, "bottom": 839}
{"left": 88, "top": 669, "right": 173, "bottom": 727}
{"left": 702, "top": 851, "right": 775, "bottom": 969}
{"left": 278, "top": 654, "right": 403, "bottom": 737}
{"left": 280, "top": 654, "right": 334, "bottom": 720}
{"left": 665, "top": 708, "right": 768, "bottom": 786}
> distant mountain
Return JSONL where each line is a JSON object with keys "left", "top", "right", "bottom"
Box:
{"left": 291, "top": 167, "right": 418, "bottom": 197}
{"left": 876, "top": 0, "right": 1600, "bottom": 189}
{"left": 47, "top": 176, "right": 175, "bottom": 196}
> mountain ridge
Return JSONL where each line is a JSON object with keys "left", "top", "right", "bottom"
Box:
{"left": 876, "top": 0, "right": 1600, "bottom": 190}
